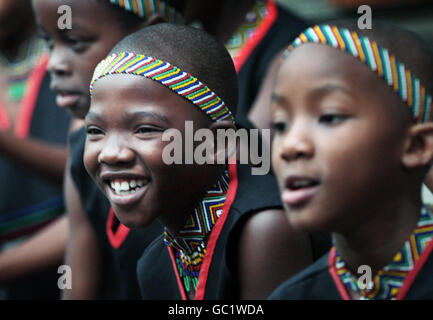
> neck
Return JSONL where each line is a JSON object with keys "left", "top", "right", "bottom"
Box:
{"left": 161, "top": 165, "right": 228, "bottom": 236}
{"left": 205, "top": 0, "right": 256, "bottom": 44}
{"left": 333, "top": 195, "right": 422, "bottom": 275}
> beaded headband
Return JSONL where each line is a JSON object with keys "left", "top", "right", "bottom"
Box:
{"left": 287, "top": 25, "right": 433, "bottom": 123}
{"left": 90, "top": 52, "right": 235, "bottom": 123}
{"left": 109, "top": 0, "right": 183, "bottom": 23}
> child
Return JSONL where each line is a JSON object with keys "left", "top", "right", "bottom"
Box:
{"left": 0, "top": 0, "right": 70, "bottom": 299}
{"left": 269, "top": 22, "right": 433, "bottom": 300}
{"left": 84, "top": 23, "right": 314, "bottom": 300}
{"left": 32, "top": 0, "right": 183, "bottom": 299}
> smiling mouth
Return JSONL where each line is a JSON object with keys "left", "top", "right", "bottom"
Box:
{"left": 103, "top": 178, "right": 150, "bottom": 207}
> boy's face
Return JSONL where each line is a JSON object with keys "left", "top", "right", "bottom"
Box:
{"left": 84, "top": 74, "right": 214, "bottom": 228}
{"left": 32, "top": 0, "right": 136, "bottom": 119}
{"left": 271, "top": 44, "right": 410, "bottom": 233}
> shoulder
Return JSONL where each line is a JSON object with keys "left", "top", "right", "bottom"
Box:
{"left": 268, "top": 252, "right": 338, "bottom": 300}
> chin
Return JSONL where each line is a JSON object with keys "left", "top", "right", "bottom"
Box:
{"left": 114, "top": 208, "right": 155, "bottom": 229}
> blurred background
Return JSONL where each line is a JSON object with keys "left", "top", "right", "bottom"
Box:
{"left": 277, "top": 0, "right": 433, "bottom": 47}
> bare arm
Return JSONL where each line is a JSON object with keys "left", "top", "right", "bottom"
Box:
{"left": 0, "top": 130, "right": 67, "bottom": 183}
{"left": 237, "top": 209, "right": 313, "bottom": 300}
{"left": 62, "top": 164, "right": 103, "bottom": 300}
{"left": 0, "top": 216, "right": 68, "bottom": 283}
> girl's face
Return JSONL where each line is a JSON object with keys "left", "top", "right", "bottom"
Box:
{"left": 271, "top": 44, "right": 410, "bottom": 233}
{"left": 32, "top": 0, "right": 143, "bottom": 119}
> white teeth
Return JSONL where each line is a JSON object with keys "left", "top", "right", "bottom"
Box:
{"left": 293, "top": 180, "right": 311, "bottom": 188}
{"left": 130, "top": 180, "right": 137, "bottom": 188}
{"left": 120, "top": 181, "right": 129, "bottom": 191}
{"left": 109, "top": 178, "right": 147, "bottom": 195}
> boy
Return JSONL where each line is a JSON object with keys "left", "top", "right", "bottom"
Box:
{"left": 84, "top": 23, "right": 314, "bottom": 300}
{"left": 32, "top": 0, "right": 183, "bottom": 299}
{"left": 269, "top": 22, "right": 433, "bottom": 299}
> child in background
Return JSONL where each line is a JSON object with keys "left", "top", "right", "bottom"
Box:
{"left": 0, "top": 0, "right": 70, "bottom": 299}
{"left": 85, "top": 23, "right": 314, "bottom": 300}
{"left": 269, "top": 22, "right": 433, "bottom": 299}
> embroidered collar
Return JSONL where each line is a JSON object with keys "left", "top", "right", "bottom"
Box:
{"left": 334, "top": 205, "right": 433, "bottom": 300}
{"left": 226, "top": 0, "right": 269, "bottom": 61}
{"left": 163, "top": 170, "right": 230, "bottom": 293}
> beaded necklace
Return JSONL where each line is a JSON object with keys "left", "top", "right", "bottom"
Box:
{"left": 164, "top": 170, "right": 230, "bottom": 294}
{"left": 334, "top": 205, "right": 433, "bottom": 300}
{"left": 0, "top": 36, "right": 45, "bottom": 102}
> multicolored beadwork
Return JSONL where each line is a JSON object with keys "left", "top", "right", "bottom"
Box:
{"left": 287, "top": 25, "right": 433, "bottom": 123}
{"left": 226, "top": 0, "right": 269, "bottom": 60}
{"left": 108, "top": 0, "right": 183, "bottom": 23}
{"left": 164, "top": 170, "right": 230, "bottom": 293}
{"left": 334, "top": 205, "right": 433, "bottom": 300}
{"left": 90, "top": 53, "right": 235, "bottom": 123}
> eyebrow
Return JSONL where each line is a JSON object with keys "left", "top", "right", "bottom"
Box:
{"left": 124, "top": 110, "right": 171, "bottom": 124}
{"left": 308, "top": 84, "right": 353, "bottom": 100}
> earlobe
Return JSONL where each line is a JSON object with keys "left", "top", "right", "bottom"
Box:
{"left": 402, "top": 123, "right": 433, "bottom": 169}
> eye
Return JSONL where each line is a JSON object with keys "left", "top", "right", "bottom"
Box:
{"left": 135, "top": 125, "right": 162, "bottom": 136}
{"left": 64, "top": 35, "right": 93, "bottom": 53}
{"left": 86, "top": 126, "right": 104, "bottom": 137}
{"left": 271, "top": 121, "right": 289, "bottom": 133}
{"left": 319, "top": 113, "right": 350, "bottom": 125}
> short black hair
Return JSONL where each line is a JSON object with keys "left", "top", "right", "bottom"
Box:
{"left": 110, "top": 23, "right": 239, "bottom": 115}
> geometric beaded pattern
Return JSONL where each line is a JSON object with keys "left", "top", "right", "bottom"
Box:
{"left": 108, "top": 0, "right": 183, "bottom": 23}
{"left": 163, "top": 170, "right": 230, "bottom": 294}
{"left": 226, "top": 0, "right": 268, "bottom": 60}
{"left": 90, "top": 52, "right": 235, "bottom": 123}
{"left": 334, "top": 205, "right": 433, "bottom": 300}
{"left": 287, "top": 25, "right": 433, "bottom": 124}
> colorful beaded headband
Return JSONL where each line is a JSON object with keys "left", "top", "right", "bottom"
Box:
{"left": 287, "top": 25, "right": 433, "bottom": 123}
{"left": 109, "top": 0, "right": 183, "bottom": 23}
{"left": 90, "top": 52, "right": 235, "bottom": 123}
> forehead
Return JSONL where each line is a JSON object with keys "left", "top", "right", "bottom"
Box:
{"left": 90, "top": 74, "right": 210, "bottom": 123}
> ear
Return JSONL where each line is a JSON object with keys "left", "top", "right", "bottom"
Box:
{"left": 208, "top": 121, "right": 237, "bottom": 165}
{"left": 402, "top": 122, "right": 433, "bottom": 169}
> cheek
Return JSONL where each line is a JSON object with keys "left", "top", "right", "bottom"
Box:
{"left": 83, "top": 142, "right": 100, "bottom": 175}
{"left": 271, "top": 136, "right": 285, "bottom": 181}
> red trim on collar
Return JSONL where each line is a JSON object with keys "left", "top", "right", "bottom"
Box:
{"left": 0, "top": 54, "right": 48, "bottom": 136}
{"left": 397, "top": 236, "right": 433, "bottom": 300}
{"left": 168, "top": 246, "right": 188, "bottom": 300}
{"left": 106, "top": 208, "right": 130, "bottom": 249}
{"left": 328, "top": 247, "right": 351, "bottom": 300}
{"left": 167, "top": 162, "right": 238, "bottom": 300}
{"left": 233, "top": 0, "right": 278, "bottom": 72}
{"left": 195, "top": 162, "right": 238, "bottom": 300}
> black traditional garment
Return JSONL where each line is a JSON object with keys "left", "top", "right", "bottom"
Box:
{"left": 232, "top": 0, "right": 308, "bottom": 119}
{"left": 0, "top": 55, "right": 71, "bottom": 299}
{"left": 137, "top": 163, "right": 331, "bottom": 300}
{"left": 269, "top": 205, "right": 433, "bottom": 300}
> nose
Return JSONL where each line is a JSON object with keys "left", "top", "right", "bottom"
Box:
{"left": 279, "top": 120, "right": 314, "bottom": 162}
{"left": 98, "top": 134, "right": 135, "bottom": 166}
{"left": 47, "top": 46, "right": 72, "bottom": 77}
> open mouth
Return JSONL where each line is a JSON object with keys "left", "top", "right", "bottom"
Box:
{"left": 56, "top": 91, "right": 81, "bottom": 108}
{"left": 102, "top": 177, "right": 150, "bottom": 207}
{"left": 108, "top": 178, "right": 148, "bottom": 196}
{"left": 282, "top": 176, "right": 320, "bottom": 207}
